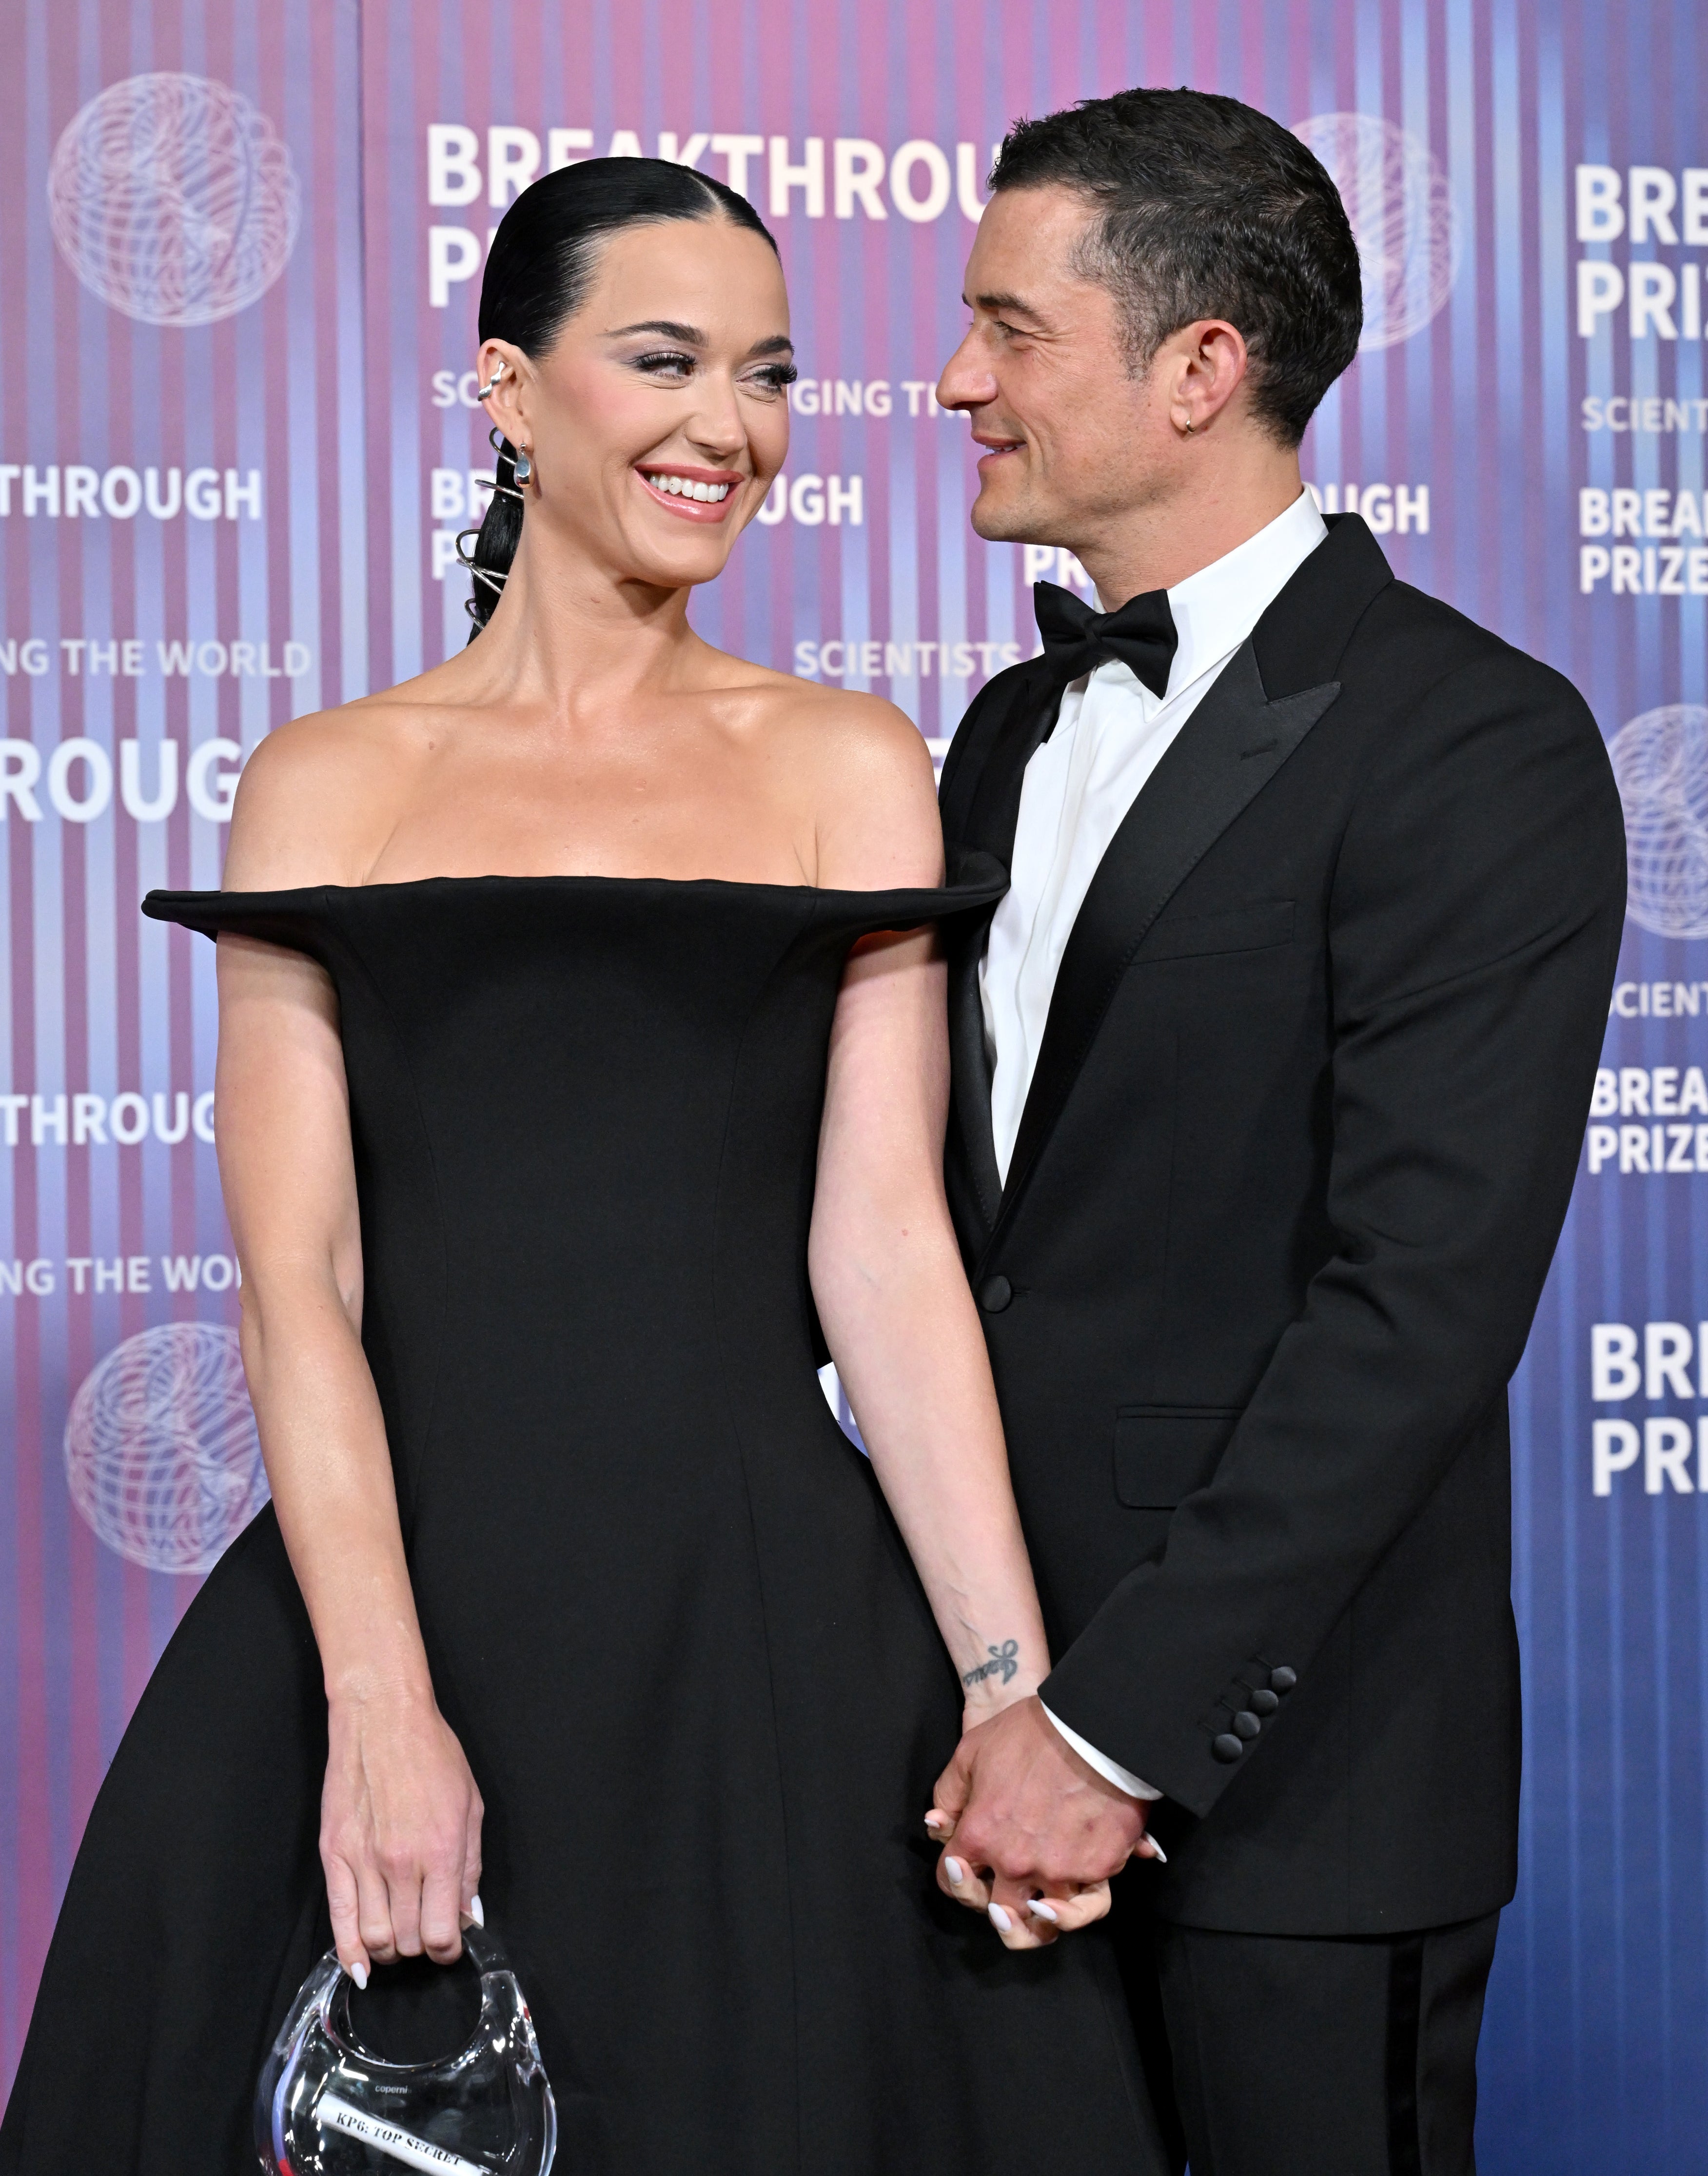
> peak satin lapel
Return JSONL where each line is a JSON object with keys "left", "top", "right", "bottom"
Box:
{"left": 947, "top": 937, "right": 1003, "bottom": 1229}
{"left": 994, "top": 644, "right": 1341, "bottom": 1234}
{"left": 945, "top": 665, "right": 1060, "bottom": 1231}
{"left": 957, "top": 662, "right": 1060, "bottom": 864}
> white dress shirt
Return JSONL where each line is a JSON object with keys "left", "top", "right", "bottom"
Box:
{"left": 981, "top": 489, "right": 1328, "bottom": 1800}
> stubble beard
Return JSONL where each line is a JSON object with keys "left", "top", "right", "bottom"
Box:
{"left": 969, "top": 478, "right": 1054, "bottom": 546}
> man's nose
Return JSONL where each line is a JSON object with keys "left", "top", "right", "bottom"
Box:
{"left": 936, "top": 329, "right": 996, "bottom": 414}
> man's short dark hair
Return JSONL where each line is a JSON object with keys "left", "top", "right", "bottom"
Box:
{"left": 990, "top": 88, "right": 1363, "bottom": 446}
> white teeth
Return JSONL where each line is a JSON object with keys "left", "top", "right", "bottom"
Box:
{"left": 645, "top": 472, "right": 731, "bottom": 502}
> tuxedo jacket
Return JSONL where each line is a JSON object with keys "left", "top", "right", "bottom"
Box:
{"left": 938, "top": 515, "right": 1626, "bottom": 1937}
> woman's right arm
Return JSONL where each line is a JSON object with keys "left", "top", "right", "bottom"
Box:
{"left": 215, "top": 722, "right": 481, "bottom": 1980}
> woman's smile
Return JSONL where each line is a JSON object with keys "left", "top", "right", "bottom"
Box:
{"left": 634, "top": 461, "right": 743, "bottom": 522}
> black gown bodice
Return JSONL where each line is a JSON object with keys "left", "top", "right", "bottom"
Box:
{"left": 140, "top": 874, "right": 1001, "bottom": 1541}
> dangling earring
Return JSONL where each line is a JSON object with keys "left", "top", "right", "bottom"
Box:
{"left": 481, "top": 425, "right": 524, "bottom": 504}
{"left": 513, "top": 446, "right": 532, "bottom": 486}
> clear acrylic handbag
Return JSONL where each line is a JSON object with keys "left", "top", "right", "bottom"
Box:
{"left": 256, "top": 1923, "right": 557, "bottom": 2175}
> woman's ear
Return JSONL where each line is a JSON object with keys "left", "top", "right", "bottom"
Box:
{"left": 476, "top": 340, "right": 534, "bottom": 450}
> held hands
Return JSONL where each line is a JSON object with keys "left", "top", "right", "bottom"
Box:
{"left": 321, "top": 1684, "right": 485, "bottom": 1986}
{"left": 925, "top": 1694, "right": 1159, "bottom": 1952}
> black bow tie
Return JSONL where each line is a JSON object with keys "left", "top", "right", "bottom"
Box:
{"left": 1033, "top": 579, "right": 1178, "bottom": 701}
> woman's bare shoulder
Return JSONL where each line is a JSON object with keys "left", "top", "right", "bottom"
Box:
{"left": 221, "top": 692, "right": 428, "bottom": 891}
{"left": 744, "top": 675, "right": 942, "bottom": 890}
{"left": 713, "top": 659, "right": 932, "bottom": 780}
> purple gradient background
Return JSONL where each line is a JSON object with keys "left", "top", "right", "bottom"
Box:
{"left": 2, "top": 3, "right": 1705, "bottom": 2165}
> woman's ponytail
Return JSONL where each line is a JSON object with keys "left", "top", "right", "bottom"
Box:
{"left": 459, "top": 429, "right": 526, "bottom": 640}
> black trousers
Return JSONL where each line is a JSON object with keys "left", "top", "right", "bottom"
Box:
{"left": 1122, "top": 1911, "right": 1501, "bottom": 2176}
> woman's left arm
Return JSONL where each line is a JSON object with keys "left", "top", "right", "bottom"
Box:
{"left": 807, "top": 706, "right": 1050, "bottom": 1731}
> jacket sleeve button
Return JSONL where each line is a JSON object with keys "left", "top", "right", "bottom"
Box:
{"left": 978, "top": 1275, "right": 1013, "bottom": 1313}
{"left": 1250, "top": 1688, "right": 1279, "bottom": 1716}
{"left": 1233, "top": 1710, "right": 1262, "bottom": 1740}
{"left": 1270, "top": 1666, "right": 1297, "bottom": 1694}
{"left": 1211, "top": 1732, "right": 1244, "bottom": 1763}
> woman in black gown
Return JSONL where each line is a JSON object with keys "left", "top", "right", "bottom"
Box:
{"left": 0, "top": 160, "right": 1167, "bottom": 2174}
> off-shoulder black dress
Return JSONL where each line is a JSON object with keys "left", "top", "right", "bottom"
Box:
{"left": 0, "top": 874, "right": 1165, "bottom": 2175}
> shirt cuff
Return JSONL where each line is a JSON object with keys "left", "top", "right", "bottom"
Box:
{"left": 1041, "top": 1703, "right": 1162, "bottom": 1801}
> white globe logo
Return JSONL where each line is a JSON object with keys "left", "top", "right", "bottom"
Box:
{"left": 64, "top": 1323, "right": 270, "bottom": 1574}
{"left": 1609, "top": 705, "right": 1708, "bottom": 941}
{"left": 1294, "top": 113, "right": 1461, "bottom": 350}
{"left": 47, "top": 72, "right": 300, "bottom": 327}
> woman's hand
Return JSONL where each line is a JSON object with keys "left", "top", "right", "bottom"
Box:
{"left": 321, "top": 1686, "right": 484, "bottom": 1983}
{"left": 924, "top": 1698, "right": 1158, "bottom": 1952}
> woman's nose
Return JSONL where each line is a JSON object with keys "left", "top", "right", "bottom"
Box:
{"left": 681, "top": 379, "right": 746, "bottom": 459}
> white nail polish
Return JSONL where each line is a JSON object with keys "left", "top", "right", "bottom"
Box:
{"left": 945, "top": 1857, "right": 966, "bottom": 1885}
{"left": 350, "top": 1960, "right": 369, "bottom": 1991}
{"left": 988, "top": 1903, "right": 1013, "bottom": 1932}
{"left": 470, "top": 1894, "right": 485, "bottom": 1927}
{"left": 1146, "top": 1838, "right": 1168, "bottom": 1864}
{"left": 924, "top": 1811, "right": 947, "bottom": 1831}
{"left": 1027, "top": 1898, "right": 1060, "bottom": 1922}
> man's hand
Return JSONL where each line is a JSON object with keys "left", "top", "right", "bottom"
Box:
{"left": 924, "top": 1695, "right": 1158, "bottom": 1950}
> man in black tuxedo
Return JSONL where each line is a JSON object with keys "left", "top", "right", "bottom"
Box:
{"left": 923, "top": 88, "right": 1625, "bottom": 2173}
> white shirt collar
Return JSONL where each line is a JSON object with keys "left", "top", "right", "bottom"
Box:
{"left": 1096, "top": 488, "right": 1328, "bottom": 707}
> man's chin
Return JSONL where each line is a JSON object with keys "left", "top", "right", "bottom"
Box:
{"left": 968, "top": 487, "right": 1045, "bottom": 545}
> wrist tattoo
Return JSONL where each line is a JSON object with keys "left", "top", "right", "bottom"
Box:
{"left": 962, "top": 1638, "right": 1021, "bottom": 1690}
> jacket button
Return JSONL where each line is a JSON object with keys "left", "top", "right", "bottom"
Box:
{"left": 1250, "top": 1688, "right": 1279, "bottom": 1716}
{"left": 979, "top": 1275, "right": 1013, "bottom": 1313}
{"left": 1233, "top": 1710, "right": 1262, "bottom": 1741}
{"left": 1270, "top": 1666, "right": 1297, "bottom": 1694}
{"left": 1211, "top": 1733, "right": 1244, "bottom": 1763}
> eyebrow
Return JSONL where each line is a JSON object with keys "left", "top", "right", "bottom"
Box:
{"left": 608, "top": 318, "right": 705, "bottom": 342}
{"left": 967, "top": 290, "right": 1048, "bottom": 324}
{"left": 607, "top": 319, "right": 795, "bottom": 357}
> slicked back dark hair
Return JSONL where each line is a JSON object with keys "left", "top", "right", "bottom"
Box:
{"left": 463, "top": 157, "right": 779, "bottom": 637}
{"left": 990, "top": 89, "right": 1362, "bottom": 446}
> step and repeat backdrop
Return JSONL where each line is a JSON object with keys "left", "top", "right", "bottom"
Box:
{"left": 0, "top": 0, "right": 1703, "bottom": 2164}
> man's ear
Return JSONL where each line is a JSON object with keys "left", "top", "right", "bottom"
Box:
{"left": 1169, "top": 320, "right": 1251, "bottom": 435}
